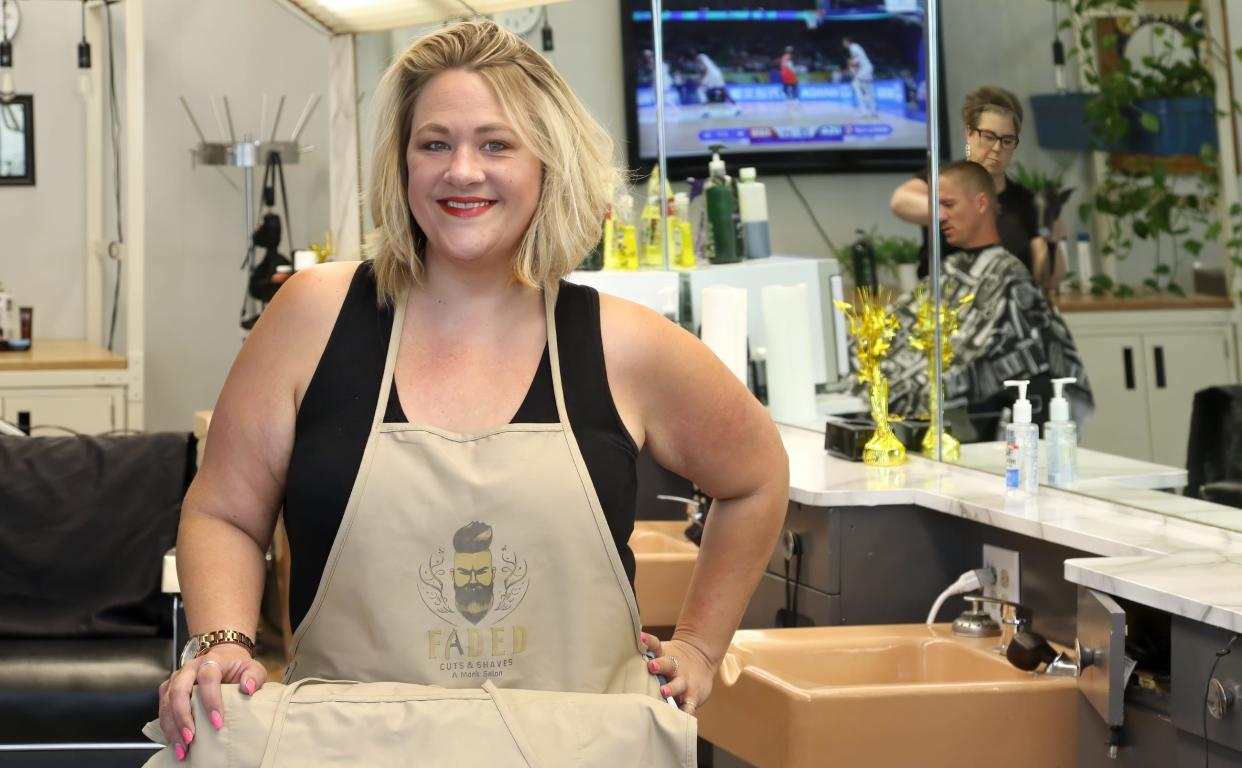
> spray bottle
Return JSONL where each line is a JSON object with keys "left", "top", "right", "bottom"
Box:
{"left": 737, "top": 167, "right": 770, "bottom": 259}
{"left": 1045, "top": 377, "right": 1078, "bottom": 485}
{"left": 1003, "top": 380, "right": 1039, "bottom": 498}
{"left": 704, "top": 149, "right": 740, "bottom": 264}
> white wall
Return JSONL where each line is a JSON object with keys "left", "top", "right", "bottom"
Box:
{"left": 0, "top": 0, "right": 331, "bottom": 431}
{"left": 141, "top": 0, "right": 331, "bottom": 430}
{"left": 0, "top": 1, "right": 88, "bottom": 339}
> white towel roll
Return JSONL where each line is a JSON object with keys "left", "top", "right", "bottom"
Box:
{"left": 762, "top": 283, "right": 818, "bottom": 424}
{"left": 700, "top": 285, "right": 749, "bottom": 386}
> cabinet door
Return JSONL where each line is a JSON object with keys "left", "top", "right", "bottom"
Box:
{"left": 1075, "top": 333, "right": 1153, "bottom": 461}
{"left": 2, "top": 389, "right": 119, "bottom": 435}
{"left": 1145, "top": 329, "right": 1237, "bottom": 468}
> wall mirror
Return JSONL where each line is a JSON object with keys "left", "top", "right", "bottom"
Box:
{"left": 0, "top": 94, "right": 34, "bottom": 186}
{"left": 927, "top": 0, "right": 1242, "bottom": 537}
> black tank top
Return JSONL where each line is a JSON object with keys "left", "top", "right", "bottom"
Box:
{"left": 283, "top": 263, "right": 640, "bottom": 633}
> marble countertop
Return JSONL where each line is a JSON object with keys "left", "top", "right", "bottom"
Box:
{"left": 778, "top": 424, "right": 1242, "bottom": 633}
{"left": 955, "top": 440, "right": 1187, "bottom": 491}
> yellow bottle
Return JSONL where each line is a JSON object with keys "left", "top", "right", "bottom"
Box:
{"left": 672, "top": 192, "right": 695, "bottom": 268}
{"left": 641, "top": 194, "right": 663, "bottom": 268}
{"left": 614, "top": 194, "right": 639, "bottom": 271}
{"left": 602, "top": 210, "right": 620, "bottom": 270}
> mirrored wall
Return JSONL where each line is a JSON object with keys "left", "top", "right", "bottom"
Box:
{"left": 352, "top": 0, "right": 1242, "bottom": 536}
{"left": 924, "top": 0, "right": 1242, "bottom": 536}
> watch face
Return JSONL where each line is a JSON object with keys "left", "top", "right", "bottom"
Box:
{"left": 179, "top": 636, "right": 202, "bottom": 667}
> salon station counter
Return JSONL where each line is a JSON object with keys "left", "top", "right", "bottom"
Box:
{"left": 778, "top": 423, "right": 1242, "bottom": 634}
{"left": 0, "top": 339, "right": 126, "bottom": 371}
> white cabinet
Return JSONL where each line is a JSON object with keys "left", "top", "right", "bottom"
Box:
{"left": 0, "top": 386, "right": 125, "bottom": 435}
{"left": 1065, "top": 308, "right": 1238, "bottom": 466}
{"left": 0, "top": 340, "right": 139, "bottom": 435}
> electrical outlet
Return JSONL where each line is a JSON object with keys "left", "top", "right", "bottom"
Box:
{"left": 982, "top": 544, "right": 1020, "bottom": 624}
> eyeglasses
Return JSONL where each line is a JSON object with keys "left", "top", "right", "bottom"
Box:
{"left": 972, "top": 127, "right": 1019, "bottom": 149}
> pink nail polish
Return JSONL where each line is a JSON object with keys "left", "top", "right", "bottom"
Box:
{"left": 661, "top": 686, "right": 670, "bottom": 698}
{"left": 648, "top": 660, "right": 658, "bottom": 673}
{"left": 210, "top": 710, "right": 223, "bottom": 730}
{"left": 175, "top": 743, "right": 186, "bottom": 761}
{"left": 640, "top": 632, "right": 647, "bottom": 643}
{"left": 182, "top": 728, "right": 193, "bottom": 745}
{"left": 244, "top": 678, "right": 256, "bottom": 695}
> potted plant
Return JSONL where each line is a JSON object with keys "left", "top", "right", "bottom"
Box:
{"left": 873, "top": 234, "right": 921, "bottom": 293}
{"left": 1032, "top": 0, "right": 1218, "bottom": 157}
{"left": 1045, "top": 0, "right": 1242, "bottom": 299}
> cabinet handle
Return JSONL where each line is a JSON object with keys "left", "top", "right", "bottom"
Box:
{"left": 1123, "top": 347, "right": 1135, "bottom": 390}
{"left": 1153, "top": 345, "right": 1166, "bottom": 389}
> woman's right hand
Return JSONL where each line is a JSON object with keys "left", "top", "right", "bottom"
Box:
{"left": 158, "top": 643, "right": 268, "bottom": 762}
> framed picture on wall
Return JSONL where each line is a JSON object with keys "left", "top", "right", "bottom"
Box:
{"left": 0, "top": 94, "right": 35, "bottom": 186}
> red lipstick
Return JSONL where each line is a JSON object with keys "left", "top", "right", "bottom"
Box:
{"left": 438, "top": 197, "right": 496, "bottom": 218}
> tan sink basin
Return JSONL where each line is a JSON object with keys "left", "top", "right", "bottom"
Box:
{"left": 698, "top": 624, "right": 1077, "bottom": 768}
{"left": 628, "top": 521, "right": 698, "bottom": 627}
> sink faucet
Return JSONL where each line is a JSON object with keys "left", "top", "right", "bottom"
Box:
{"left": 655, "top": 494, "right": 705, "bottom": 545}
{"left": 954, "top": 595, "right": 1030, "bottom": 654}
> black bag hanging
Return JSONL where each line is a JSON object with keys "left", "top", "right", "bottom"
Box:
{"left": 245, "top": 152, "right": 294, "bottom": 307}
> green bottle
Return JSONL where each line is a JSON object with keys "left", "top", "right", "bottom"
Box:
{"left": 705, "top": 151, "right": 739, "bottom": 264}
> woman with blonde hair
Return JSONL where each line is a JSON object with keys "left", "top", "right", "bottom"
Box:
{"left": 155, "top": 19, "right": 787, "bottom": 760}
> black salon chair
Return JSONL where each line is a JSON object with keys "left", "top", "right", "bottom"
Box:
{"left": 1185, "top": 385, "right": 1242, "bottom": 507}
{"left": 0, "top": 432, "right": 195, "bottom": 767}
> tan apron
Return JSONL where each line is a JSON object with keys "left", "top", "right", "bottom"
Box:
{"left": 286, "top": 286, "right": 661, "bottom": 697}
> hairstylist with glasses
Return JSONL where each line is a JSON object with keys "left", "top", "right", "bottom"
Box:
{"left": 890, "top": 85, "right": 1064, "bottom": 292}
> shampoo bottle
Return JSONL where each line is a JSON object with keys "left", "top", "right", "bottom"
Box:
{"left": 1044, "top": 377, "right": 1078, "bottom": 486}
{"left": 704, "top": 151, "right": 740, "bottom": 264}
{"left": 737, "top": 167, "right": 771, "bottom": 259}
{"left": 1003, "top": 379, "right": 1039, "bottom": 498}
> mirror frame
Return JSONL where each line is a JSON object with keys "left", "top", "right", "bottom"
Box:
{"left": 0, "top": 94, "right": 34, "bottom": 187}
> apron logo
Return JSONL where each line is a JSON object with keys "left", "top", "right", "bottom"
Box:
{"left": 417, "top": 521, "right": 529, "bottom": 627}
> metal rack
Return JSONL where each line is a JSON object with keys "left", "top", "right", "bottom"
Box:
{"left": 179, "top": 93, "right": 318, "bottom": 323}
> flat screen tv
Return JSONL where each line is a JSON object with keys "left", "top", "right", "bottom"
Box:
{"left": 620, "top": 0, "right": 946, "bottom": 177}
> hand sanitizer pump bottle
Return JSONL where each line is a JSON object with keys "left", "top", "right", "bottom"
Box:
{"left": 1044, "top": 377, "right": 1078, "bottom": 486}
{"left": 1004, "top": 380, "right": 1039, "bottom": 498}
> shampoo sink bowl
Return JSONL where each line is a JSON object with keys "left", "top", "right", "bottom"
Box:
{"left": 698, "top": 624, "right": 1076, "bottom": 768}
{"left": 628, "top": 521, "right": 698, "bottom": 627}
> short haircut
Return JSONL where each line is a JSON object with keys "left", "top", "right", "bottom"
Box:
{"left": 961, "top": 85, "right": 1024, "bottom": 135}
{"left": 367, "top": 20, "right": 621, "bottom": 303}
{"left": 940, "top": 160, "right": 998, "bottom": 213}
{"left": 453, "top": 521, "right": 493, "bottom": 554}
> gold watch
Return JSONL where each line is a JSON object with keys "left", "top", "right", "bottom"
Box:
{"left": 179, "top": 629, "right": 256, "bottom": 666}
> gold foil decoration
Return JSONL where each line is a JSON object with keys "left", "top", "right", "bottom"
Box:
{"left": 909, "top": 289, "right": 974, "bottom": 462}
{"left": 834, "top": 288, "right": 905, "bottom": 466}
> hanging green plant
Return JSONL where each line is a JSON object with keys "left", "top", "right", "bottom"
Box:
{"left": 1057, "top": 0, "right": 1242, "bottom": 299}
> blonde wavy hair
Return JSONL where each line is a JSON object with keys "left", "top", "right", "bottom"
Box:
{"left": 367, "top": 19, "right": 621, "bottom": 303}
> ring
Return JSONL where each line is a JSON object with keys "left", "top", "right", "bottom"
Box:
{"left": 682, "top": 698, "right": 697, "bottom": 711}
{"left": 198, "top": 659, "right": 222, "bottom": 672}
{"left": 669, "top": 656, "right": 680, "bottom": 674}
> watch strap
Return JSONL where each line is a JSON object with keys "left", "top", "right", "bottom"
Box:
{"left": 195, "top": 628, "right": 256, "bottom": 657}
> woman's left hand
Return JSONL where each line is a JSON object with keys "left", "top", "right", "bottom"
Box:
{"left": 641, "top": 632, "right": 715, "bottom": 716}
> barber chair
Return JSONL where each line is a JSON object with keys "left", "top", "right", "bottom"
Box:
{"left": 1185, "top": 385, "right": 1242, "bottom": 507}
{"left": 0, "top": 432, "right": 195, "bottom": 767}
